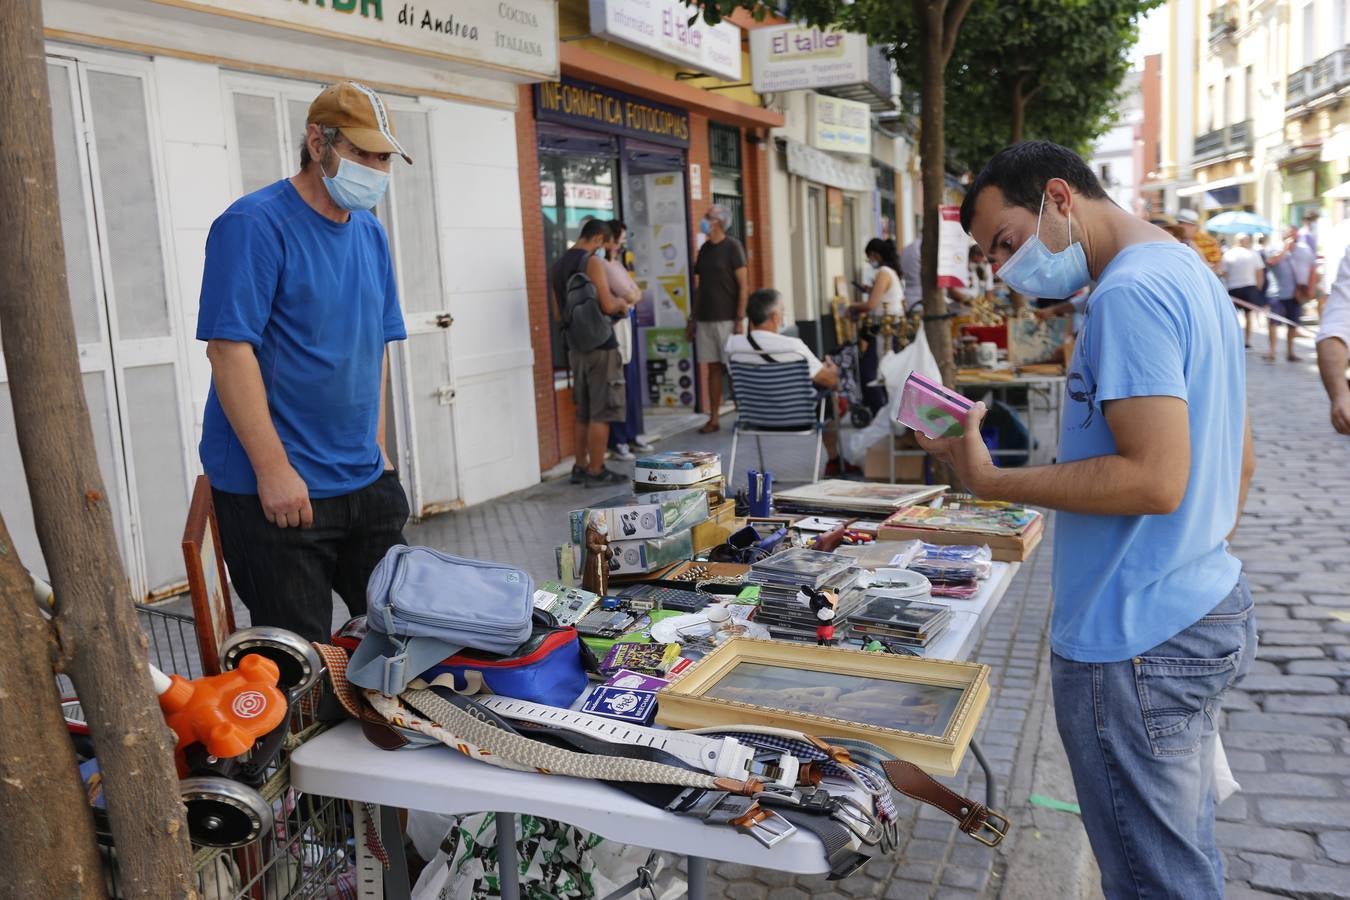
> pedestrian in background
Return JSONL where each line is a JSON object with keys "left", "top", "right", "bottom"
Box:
{"left": 1261, "top": 227, "right": 1306, "bottom": 362}
{"left": 688, "top": 204, "right": 748, "bottom": 433}
{"left": 1315, "top": 247, "right": 1350, "bottom": 434}
{"left": 935, "top": 140, "right": 1255, "bottom": 900}
{"left": 602, "top": 219, "right": 653, "bottom": 460}
{"left": 551, "top": 218, "right": 628, "bottom": 487}
{"left": 1222, "top": 233, "right": 1265, "bottom": 349}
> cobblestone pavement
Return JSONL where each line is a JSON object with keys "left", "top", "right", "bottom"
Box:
{"left": 399, "top": 343, "right": 1348, "bottom": 899}
{"left": 1213, "top": 349, "right": 1350, "bottom": 900}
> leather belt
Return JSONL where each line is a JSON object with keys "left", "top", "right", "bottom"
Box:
{"left": 882, "top": 759, "right": 1009, "bottom": 847}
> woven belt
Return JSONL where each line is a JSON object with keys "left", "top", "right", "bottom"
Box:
{"left": 477, "top": 695, "right": 798, "bottom": 787}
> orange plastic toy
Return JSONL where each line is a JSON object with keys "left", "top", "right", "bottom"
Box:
{"left": 158, "top": 654, "right": 288, "bottom": 776}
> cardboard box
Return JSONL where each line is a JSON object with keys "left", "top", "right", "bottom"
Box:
{"left": 863, "top": 433, "right": 929, "bottom": 482}
{"left": 569, "top": 489, "right": 710, "bottom": 544}
{"left": 690, "top": 517, "right": 732, "bottom": 553}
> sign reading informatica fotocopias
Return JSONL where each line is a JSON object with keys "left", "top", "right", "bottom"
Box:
{"left": 588, "top": 0, "right": 742, "bottom": 81}
{"left": 144, "top": 0, "right": 559, "bottom": 78}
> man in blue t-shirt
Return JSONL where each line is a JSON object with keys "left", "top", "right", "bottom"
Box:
{"left": 197, "top": 81, "right": 411, "bottom": 642}
{"left": 921, "top": 142, "right": 1256, "bottom": 899}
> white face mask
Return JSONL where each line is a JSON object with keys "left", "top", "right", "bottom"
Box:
{"left": 321, "top": 154, "right": 390, "bottom": 211}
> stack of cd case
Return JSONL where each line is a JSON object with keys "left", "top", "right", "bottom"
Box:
{"left": 749, "top": 550, "right": 868, "bottom": 642}
{"left": 847, "top": 593, "right": 952, "bottom": 649}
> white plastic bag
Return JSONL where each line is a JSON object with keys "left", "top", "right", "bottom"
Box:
{"left": 840, "top": 327, "right": 943, "bottom": 466}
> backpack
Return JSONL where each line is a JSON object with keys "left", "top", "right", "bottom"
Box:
{"left": 561, "top": 268, "right": 614, "bottom": 353}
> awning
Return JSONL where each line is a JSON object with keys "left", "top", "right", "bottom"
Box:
{"left": 1322, "top": 129, "right": 1350, "bottom": 163}
{"left": 1176, "top": 173, "right": 1256, "bottom": 197}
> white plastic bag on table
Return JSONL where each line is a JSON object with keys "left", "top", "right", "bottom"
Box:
{"left": 840, "top": 326, "right": 943, "bottom": 465}
{"left": 409, "top": 810, "right": 665, "bottom": 900}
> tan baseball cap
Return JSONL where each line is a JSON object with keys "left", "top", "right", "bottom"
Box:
{"left": 307, "top": 81, "right": 412, "bottom": 164}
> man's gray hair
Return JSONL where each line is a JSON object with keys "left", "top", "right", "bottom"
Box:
{"left": 707, "top": 204, "right": 733, "bottom": 231}
{"left": 298, "top": 125, "right": 341, "bottom": 169}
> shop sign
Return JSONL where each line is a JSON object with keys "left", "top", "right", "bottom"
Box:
{"left": 937, "top": 206, "right": 969, "bottom": 288}
{"left": 749, "top": 24, "right": 872, "bottom": 93}
{"left": 540, "top": 182, "right": 615, "bottom": 208}
{"left": 145, "top": 0, "right": 559, "bottom": 78}
{"left": 535, "top": 78, "right": 690, "bottom": 147}
{"left": 809, "top": 93, "right": 870, "bottom": 156}
{"left": 588, "top": 0, "right": 742, "bottom": 81}
{"left": 784, "top": 139, "right": 872, "bottom": 192}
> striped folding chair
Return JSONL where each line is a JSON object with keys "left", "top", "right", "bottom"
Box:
{"left": 726, "top": 351, "right": 828, "bottom": 484}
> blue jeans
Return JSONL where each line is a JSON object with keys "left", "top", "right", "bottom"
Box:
{"left": 1052, "top": 576, "right": 1256, "bottom": 900}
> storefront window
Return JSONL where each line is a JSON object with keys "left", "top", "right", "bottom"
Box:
{"left": 873, "top": 162, "right": 897, "bottom": 240}
{"left": 709, "top": 123, "right": 744, "bottom": 239}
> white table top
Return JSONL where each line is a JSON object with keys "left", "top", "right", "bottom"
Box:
{"left": 923, "top": 561, "right": 1018, "bottom": 661}
{"left": 291, "top": 720, "right": 832, "bottom": 873}
{"left": 290, "top": 553, "right": 1025, "bottom": 876}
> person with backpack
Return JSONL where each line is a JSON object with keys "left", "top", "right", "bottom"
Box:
{"left": 551, "top": 219, "right": 628, "bottom": 486}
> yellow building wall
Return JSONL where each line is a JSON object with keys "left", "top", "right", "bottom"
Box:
{"left": 557, "top": 0, "right": 761, "bottom": 110}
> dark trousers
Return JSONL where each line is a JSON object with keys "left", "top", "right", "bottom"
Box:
{"left": 213, "top": 470, "right": 410, "bottom": 643}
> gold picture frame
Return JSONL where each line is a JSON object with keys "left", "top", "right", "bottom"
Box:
{"left": 657, "top": 638, "right": 991, "bottom": 775}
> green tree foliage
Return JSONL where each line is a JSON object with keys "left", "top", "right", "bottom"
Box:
{"left": 942, "top": 0, "right": 1163, "bottom": 170}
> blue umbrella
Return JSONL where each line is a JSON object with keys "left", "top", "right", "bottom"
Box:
{"left": 1203, "top": 211, "right": 1273, "bottom": 236}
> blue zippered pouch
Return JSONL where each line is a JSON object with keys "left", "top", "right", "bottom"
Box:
{"left": 348, "top": 546, "right": 536, "bottom": 694}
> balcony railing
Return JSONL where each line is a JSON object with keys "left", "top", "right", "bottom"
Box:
{"left": 1287, "top": 45, "right": 1350, "bottom": 109}
{"left": 1208, "top": 4, "right": 1236, "bottom": 46}
{"left": 1193, "top": 119, "right": 1254, "bottom": 163}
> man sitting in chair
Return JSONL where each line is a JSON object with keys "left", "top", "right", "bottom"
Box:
{"left": 724, "top": 288, "right": 840, "bottom": 390}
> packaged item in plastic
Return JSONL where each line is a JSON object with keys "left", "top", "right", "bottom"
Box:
{"left": 896, "top": 372, "right": 975, "bottom": 439}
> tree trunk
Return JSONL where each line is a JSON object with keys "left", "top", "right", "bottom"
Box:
{"left": 0, "top": 512, "right": 109, "bottom": 899}
{"left": 917, "top": 0, "right": 955, "bottom": 387}
{"left": 0, "top": 3, "right": 196, "bottom": 897}
{"left": 1009, "top": 76, "right": 1028, "bottom": 144}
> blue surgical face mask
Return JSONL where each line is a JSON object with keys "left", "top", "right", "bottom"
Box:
{"left": 321, "top": 154, "right": 391, "bottom": 211}
{"left": 995, "top": 194, "right": 1091, "bottom": 299}
{"left": 699, "top": 219, "right": 712, "bottom": 235}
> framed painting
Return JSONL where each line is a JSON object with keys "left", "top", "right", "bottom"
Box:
{"left": 657, "top": 638, "right": 990, "bottom": 775}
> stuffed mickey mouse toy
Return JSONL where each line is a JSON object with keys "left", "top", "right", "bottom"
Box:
{"left": 798, "top": 585, "right": 840, "bottom": 645}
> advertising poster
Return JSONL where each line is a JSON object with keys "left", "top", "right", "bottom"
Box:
{"left": 628, "top": 172, "right": 691, "bottom": 328}
{"left": 937, "top": 205, "right": 969, "bottom": 288}
{"left": 644, "top": 328, "right": 695, "bottom": 408}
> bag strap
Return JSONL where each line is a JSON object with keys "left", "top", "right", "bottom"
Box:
{"left": 313, "top": 642, "right": 410, "bottom": 750}
{"left": 744, "top": 330, "right": 780, "bottom": 365}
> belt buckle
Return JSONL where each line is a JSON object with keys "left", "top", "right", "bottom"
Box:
{"left": 732, "top": 805, "right": 797, "bottom": 848}
{"left": 971, "top": 809, "right": 1009, "bottom": 847}
{"left": 830, "top": 795, "right": 885, "bottom": 847}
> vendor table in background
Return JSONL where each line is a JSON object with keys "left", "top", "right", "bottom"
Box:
{"left": 292, "top": 545, "right": 1029, "bottom": 900}
{"left": 955, "top": 373, "right": 1066, "bottom": 465}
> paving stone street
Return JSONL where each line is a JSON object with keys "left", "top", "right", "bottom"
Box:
{"left": 400, "top": 337, "right": 1350, "bottom": 898}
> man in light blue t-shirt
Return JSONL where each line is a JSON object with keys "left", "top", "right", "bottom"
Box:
{"left": 198, "top": 81, "right": 411, "bottom": 643}
{"left": 921, "top": 141, "right": 1255, "bottom": 899}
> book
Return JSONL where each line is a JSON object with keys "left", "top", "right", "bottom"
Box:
{"left": 773, "top": 480, "right": 948, "bottom": 516}
{"left": 879, "top": 511, "right": 1044, "bottom": 562}
{"left": 881, "top": 498, "right": 1040, "bottom": 535}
